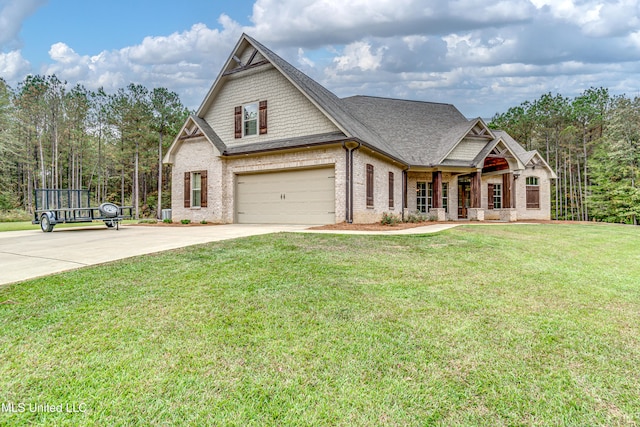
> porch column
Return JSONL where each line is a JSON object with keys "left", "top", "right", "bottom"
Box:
{"left": 430, "top": 171, "right": 446, "bottom": 221}
{"left": 503, "top": 173, "right": 513, "bottom": 208}
{"left": 432, "top": 171, "right": 442, "bottom": 208}
{"left": 468, "top": 170, "right": 484, "bottom": 221}
{"left": 471, "top": 170, "right": 481, "bottom": 208}
{"left": 500, "top": 172, "right": 517, "bottom": 222}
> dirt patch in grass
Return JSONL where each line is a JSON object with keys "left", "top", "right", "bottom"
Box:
{"left": 309, "top": 219, "right": 613, "bottom": 232}
{"left": 309, "top": 221, "right": 447, "bottom": 231}
{"left": 129, "top": 222, "right": 222, "bottom": 227}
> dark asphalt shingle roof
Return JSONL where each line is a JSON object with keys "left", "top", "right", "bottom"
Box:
{"left": 340, "top": 96, "right": 471, "bottom": 166}
{"left": 193, "top": 34, "right": 535, "bottom": 169}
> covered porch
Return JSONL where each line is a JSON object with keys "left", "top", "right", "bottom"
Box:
{"left": 404, "top": 142, "right": 523, "bottom": 222}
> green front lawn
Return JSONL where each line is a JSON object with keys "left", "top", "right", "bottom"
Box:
{"left": 1, "top": 224, "right": 639, "bottom": 426}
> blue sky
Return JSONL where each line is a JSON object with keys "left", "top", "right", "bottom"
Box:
{"left": 2, "top": 0, "right": 640, "bottom": 118}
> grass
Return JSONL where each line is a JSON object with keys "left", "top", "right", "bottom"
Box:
{"left": 0, "top": 220, "right": 137, "bottom": 232}
{"left": 1, "top": 224, "right": 639, "bottom": 426}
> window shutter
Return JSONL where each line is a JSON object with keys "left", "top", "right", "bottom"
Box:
{"left": 234, "top": 106, "right": 242, "bottom": 139}
{"left": 200, "top": 170, "right": 208, "bottom": 208}
{"left": 527, "top": 186, "right": 540, "bottom": 209}
{"left": 487, "top": 183, "right": 494, "bottom": 210}
{"left": 366, "top": 164, "right": 374, "bottom": 207}
{"left": 184, "top": 172, "right": 191, "bottom": 208}
{"left": 388, "top": 172, "right": 394, "bottom": 208}
{"left": 259, "top": 100, "right": 268, "bottom": 135}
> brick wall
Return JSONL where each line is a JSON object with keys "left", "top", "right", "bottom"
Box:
{"left": 351, "top": 149, "right": 405, "bottom": 223}
{"left": 515, "top": 167, "right": 552, "bottom": 220}
{"left": 170, "top": 137, "right": 223, "bottom": 223}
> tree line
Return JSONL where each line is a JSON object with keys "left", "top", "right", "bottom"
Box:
{"left": 0, "top": 75, "right": 189, "bottom": 219}
{"left": 489, "top": 87, "right": 640, "bottom": 225}
{"left": 1, "top": 76, "right": 638, "bottom": 225}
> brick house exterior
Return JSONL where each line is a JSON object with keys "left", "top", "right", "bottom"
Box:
{"left": 163, "top": 34, "right": 556, "bottom": 224}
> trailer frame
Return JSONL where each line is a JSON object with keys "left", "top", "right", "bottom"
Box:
{"left": 32, "top": 189, "right": 133, "bottom": 232}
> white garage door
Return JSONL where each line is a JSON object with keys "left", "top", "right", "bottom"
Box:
{"left": 236, "top": 167, "right": 336, "bottom": 224}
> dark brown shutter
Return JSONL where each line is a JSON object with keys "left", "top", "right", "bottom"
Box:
{"left": 388, "top": 172, "right": 394, "bottom": 208}
{"left": 259, "top": 100, "right": 267, "bottom": 135}
{"left": 366, "top": 164, "right": 374, "bottom": 207}
{"left": 527, "top": 186, "right": 540, "bottom": 209}
{"left": 184, "top": 172, "right": 191, "bottom": 208}
{"left": 200, "top": 170, "right": 208, "bottom": 208}
{"left": 487, "top": 183, "right": 494, "bottom": 210}
{"left": 234, "top": 106, "right": 242, "bottom": 139}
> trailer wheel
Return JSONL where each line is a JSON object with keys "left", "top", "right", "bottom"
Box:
{"left": 99, "top": 202, "right": 119, "bottom": 218}
{"left": 40, "top": 213, "right": 54, "bottom": 232}
{"left": 104, "top": 220, "right": 115, "bottom": 228}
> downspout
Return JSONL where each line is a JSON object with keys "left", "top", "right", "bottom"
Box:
{"left": 342, "top": 141, "right": 360, "bottom": 223}
{"left": 343, "top": 142, "right": 350, "bottom": 223}
{"left": 402, "top": 166, "right": 410, "bottom": 222}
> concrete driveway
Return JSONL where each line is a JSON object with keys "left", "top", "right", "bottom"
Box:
{"left": 0, "top": 224, "right": 310, "bottom": 286}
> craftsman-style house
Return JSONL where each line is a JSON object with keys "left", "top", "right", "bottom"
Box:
{"left": 163, "top": 34, "right": 556, "bottom": 224}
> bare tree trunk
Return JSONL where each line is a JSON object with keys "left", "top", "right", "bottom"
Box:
{"left": 157, "top": 132, "right": 163, "bottom": 220}
{"left": 134, "top": 140, "right": 139, "bottom": 219}
{"left": 37, "top": 134, "right": 45, "bottom": 190}
{"left": 582, "top": 129, "right": 589, "bottom": 221}
{"left": 576, "top": 158, "right": 584, "bottom": 221}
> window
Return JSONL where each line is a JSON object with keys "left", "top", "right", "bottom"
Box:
{"left": 427, "top": 182, "right": 448, "bottom": 212}
{"left": 491, "top": 183, "right": 502, "bottom": 209}
{"left": 184, "top": 170, "right": 207, "bottom": 208}
{"left": 526, "top": 176, "right": 540, "bottom": 209}
{"left": 442, "top": 183, "right": 449, "bottom": 213}
{"left": 388, "top": 172, "right": 394, "bottom": 209}
{"left": 191, "top": 172, "right": 202, "bottom": 208}
{"left": 366, "top": 164, "right": 374, "bottom": 207}
{"left": 416, "top": 182, "right": 427, "bottom": 213}
{"left": 243, "top": 103, "right": 258, "bottom": 136}
{"left": 234, "top": 101, "right": 267, "bottom": 138}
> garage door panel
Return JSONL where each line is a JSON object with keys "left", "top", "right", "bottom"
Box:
{"left": 236, "top": 168, "right": 335, "bottom": 224}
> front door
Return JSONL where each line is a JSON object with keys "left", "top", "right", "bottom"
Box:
{"left": 458, "top": 177, "right": 471, "bottom": 219}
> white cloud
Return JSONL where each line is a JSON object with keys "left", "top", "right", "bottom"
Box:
{"left": 40, "top": 16, "right": 243, "bottom": 107}
{"left": 4, "top": 0, "right": 640, "bottom": 118}
{"left": 0, "top": 50, "right": 31, "bottom": 80}
{"left": 297, "top": 48, "right": 315, "bottom": 68}
{"left": 333, "top": 42, "right": 385, "bottom": 72}
{"left": 0, "top": 0, "right": 47, "bottom": 48}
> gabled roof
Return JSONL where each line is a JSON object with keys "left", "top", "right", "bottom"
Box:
{"left": 163, "top": 115, "right": 226, "bottom": 164}
{"left": 194, "top": 34, "right": 405, "bottom": 163}
{"left": 173, "top": 33, "right": 547, "bottom": 172}
{"left": 492, "top": 130, "right": 557, "bottom": 177}
{"left": 437, "top": 118, "right": 496, "bottom": 165}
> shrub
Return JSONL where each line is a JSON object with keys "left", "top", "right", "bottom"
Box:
{"left": 138, "top": 219, "right": 157, "bottom": 224}
{"left": 200, "top": 220, "right": 207, "bottom": 224}
{"left": 163, "top": 219, "right": 173, "bottom": 224}
{"left": 0, "top": 209, "right": 32, "bottom": 222}
{"left": 381, "top": 212, "right": 400, "bottom": 226}
{"left": 405, "top": 211, "right": 429, "bottom": 223}
{"left": 180, "top": 219, "right": 191, "bottom": 225}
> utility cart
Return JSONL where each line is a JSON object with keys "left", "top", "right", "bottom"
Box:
{"left": 32, "top": 189, "right": 133, "bottom": 232}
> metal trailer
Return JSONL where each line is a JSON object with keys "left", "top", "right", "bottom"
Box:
{"left": 32, "top": 189, "right": 133, "bottom": 232}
